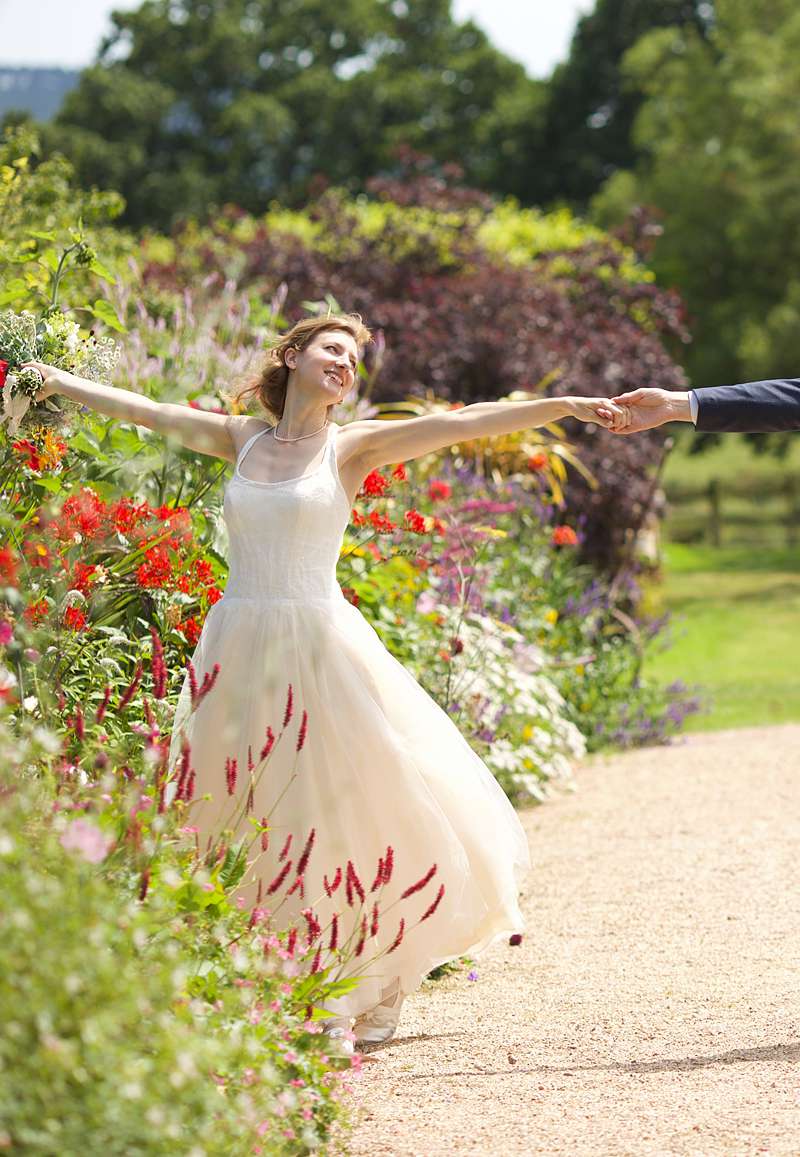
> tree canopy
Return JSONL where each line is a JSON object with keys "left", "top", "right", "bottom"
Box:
{"left": 46, "top": 0, "right": 542, "bottom": 230}
{"left": 593, "top": 0, "right": 800, "bottom": 391}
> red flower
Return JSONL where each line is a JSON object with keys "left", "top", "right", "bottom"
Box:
{"left": 404, "top": 509, "right": 427, "bottom": 534}
{"left": 361, "top": 469, "right": 390, "bottom": 498}
{"left": 392, "top": 463, "right": 407, "bottom": 482}
{"left": 12, "top": 439, "right": 42, "bottom": 473}
{"left": 23, "top": 599, "right": 48, "bottom": 625}
{"left": 551, "top": 525, "right": 578, "bottom": 547}
{"left": 177, "top": 616, "right": 201, "bottom": 645}
{"left": 64, "top": 605, "right": 88, "bottom": 632}
{"left": 0, "top": 546, "right": 19, "bottom": 586}
{"left": 527, "top": 452, "right": 548, "bottom": 472}
{"left": 428, "top": 479, "right": 451, "bottom": 502}
{"left": 0, "top": 360, "right": 9, "bottom": 389}
{"left": 136, "top": 545, "right": 173, "bottom": 589}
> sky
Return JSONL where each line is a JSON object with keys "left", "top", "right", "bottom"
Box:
{"left": 4, "top": 0, "right": 593, "bottom": 75}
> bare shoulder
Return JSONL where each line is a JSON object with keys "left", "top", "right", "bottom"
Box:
{"left": 334, "top": 412, "right": 462, "bottom": 472}
{"left": 228, "top": 414, "right": 273, "bottom": 455}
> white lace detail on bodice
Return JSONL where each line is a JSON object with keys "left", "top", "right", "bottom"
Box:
{"left": 221, "top": 422, "right": 350, "bottom": 603}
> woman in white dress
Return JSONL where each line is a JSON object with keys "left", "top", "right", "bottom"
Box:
{"left": 24, "top": 317, "right": 621, "bottom": 1059}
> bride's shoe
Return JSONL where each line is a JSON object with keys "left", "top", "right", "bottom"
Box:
{"left": 353, "top": 985, "right": 406, "bottom": 1045}
{"left": 322, "top": 1015, "right": 355, "bottom": 1056}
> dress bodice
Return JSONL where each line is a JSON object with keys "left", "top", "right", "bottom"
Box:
{"left": 221, "top": 422, "right": 351, "bottom": 603}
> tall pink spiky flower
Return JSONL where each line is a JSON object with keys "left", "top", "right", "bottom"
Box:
{"left": 382, "top": 845, "right": 394, "bottom": 887}
{"left": 260, "top": 819, "right": 270, "bottom": 852}
{"left": 310, "top": 944, "right": 322, "bottom": 973}
{"left": 149, "top": 625, "right": 167, "bottom": 699}
{"left": 324, "top": 866, "right": 342, "bottom": 897}
{"left": 354, "top": 913, "right": 368, "bottom": 957}
{"left": 296, "top": 709, "right": 308, "bottom": 752}
{"left": 118, "top": 661, "right": 143, "bottom": 711}
{"left": 387, "top": 917, "right": 405, "bottom": 954}
{"left": 225, "top": 756, "right": 237, "bottom": 796}
{"left": 95, "top": 684, "right": 112, "bottom": 723}
{"left": 278, "top": 833, "right": 292, "bottom": 862}
{"left": 370, "top": 856, "right": 385, "bottom": 893}
{"left": 328, "top": 911, "right": 339, "bottom": 952}
{"left": 420, "top": 883, "right": 445, "bottom": 922}
{"left": 260, "top": 726, "right": 275, "bottom": 762}
{"left": 283, "top": 682, "right": 294, "bottom": 728}
{"left": 370, "top": 901, "right": 380, "bottom": 937}
{"left": 295, "top": 827, "right": 316, "bottom": 877}
{"left": 266, "top": 860, "right": 292, "bottom": 895}
{"left": 400, "top": 863, "right": 437, "bottom": 900}
{"left": 346, "top": 859, "right": 365, "bottom": 906}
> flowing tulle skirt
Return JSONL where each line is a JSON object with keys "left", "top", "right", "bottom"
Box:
{"left": 167, "top": 593, "right": 531, "bottom": 1019}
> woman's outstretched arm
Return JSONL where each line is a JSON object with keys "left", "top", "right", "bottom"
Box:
{"left": 345, "top": 395, "right": 621, "bottom": 473}
{"left": 20, "top": 362, "right": 242, "bottom": 462}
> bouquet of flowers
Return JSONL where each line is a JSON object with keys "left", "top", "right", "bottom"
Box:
{"left": 0, "top": 307, "right": 120, "bottom": 435}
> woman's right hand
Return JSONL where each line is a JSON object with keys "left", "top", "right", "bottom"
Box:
{"left": 18, "top": 361, "right": 63, "bottom": 402}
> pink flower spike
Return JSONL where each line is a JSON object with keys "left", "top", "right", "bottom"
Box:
{"left": 295, "top": 827, "right": 315, "bottom": 876}
{"left": 420, "top": 882, "right": 445, "bottom": 921}
{"left": 296, "top": 708, "right": 308, "bottom": 752}
{"left": 382, "top": 845, "right": 394, "bottom": 886}
{"left": 400, "top": 862, "right": 437, "bottom": 900}
{"left": 283, "top": 682, "right": 294, "bottom": 728}
{"left": 387, "top": 917, "right": 405, "bottom": 954}
{"left": 266, "top": 860, "right": 292, "bottom": 896}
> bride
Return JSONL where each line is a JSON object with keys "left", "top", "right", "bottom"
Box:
{"left": 22, "top": 315, "right": 622, "bottom": 1060}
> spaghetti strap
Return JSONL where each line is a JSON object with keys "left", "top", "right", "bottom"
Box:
{"left": 236, "top": 425, "right": 273, "bottom": 472}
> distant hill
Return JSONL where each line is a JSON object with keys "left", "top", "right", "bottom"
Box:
{"left": 0, "top": 67, "right": 81, "bottom": 121}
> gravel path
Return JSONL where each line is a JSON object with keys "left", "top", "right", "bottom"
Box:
{"left": 337, "top": 726, "right": 800, "bottom": 1156}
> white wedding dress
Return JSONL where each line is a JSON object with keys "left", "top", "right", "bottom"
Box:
{"left": 167, "top": 420, "right": 531, "bottom": 1020}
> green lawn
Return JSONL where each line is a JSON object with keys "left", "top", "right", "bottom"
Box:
{"left": 644, "top": 543, "right": 800, "bottom": 731}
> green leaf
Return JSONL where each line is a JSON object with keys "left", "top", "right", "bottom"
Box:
{"left": 68, "top": 431, "right": 100, "bottom": 457}
{"left": 27, "top": 229, "right": 57, "bottom": 242}
{"left": 30, "top": 476, "right": 63, "bottom": 494}
{"left": 89, "top": 299, "right": 127, "bottom": 333}
{"left": 88, "top": 258, "right": 116, "bottom": 283}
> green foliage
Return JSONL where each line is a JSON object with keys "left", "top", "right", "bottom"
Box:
{"left": 0, "top": 726, "right": 360, "bottom": 1154}
{"left": 45, "top": 0, "right": 540, "bottom": 230}
{"left": 593, "top": 0, "right": 800, "bottom": 392}
{"left": 521, "top": 0, "right": 711, "bottom": 207}
{"left": 644, "top": 543, "right": 800, "bottom": 730}
{"left": 0, "top": 124, "right": 128, "bottom": 314}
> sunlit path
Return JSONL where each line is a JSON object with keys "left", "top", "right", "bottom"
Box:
{"left": 339, "top": 726, "right": 800, "bottom": 1156}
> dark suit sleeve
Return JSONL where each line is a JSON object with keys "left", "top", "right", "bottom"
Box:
{"left": 694, "top": 379, "right": 800, "bottom": 433}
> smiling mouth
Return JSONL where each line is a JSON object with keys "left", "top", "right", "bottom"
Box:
{"left": 325, "top": 370, "right": 343, "bottom": 387}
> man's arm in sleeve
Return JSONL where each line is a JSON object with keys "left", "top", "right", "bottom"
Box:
{"left": 694, "top": 379, "right": 800, "bottom": 433}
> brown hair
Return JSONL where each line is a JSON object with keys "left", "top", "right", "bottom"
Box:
{"left": 231, "top": 313, "right": 373, "bottom": 421}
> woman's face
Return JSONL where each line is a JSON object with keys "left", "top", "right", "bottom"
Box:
{"left": 287, "top": 330, "right": 360, "bottom": 405}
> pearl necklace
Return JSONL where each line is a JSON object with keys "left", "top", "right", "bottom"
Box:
{"left": 272, "top": 417, "right": 330, "bottom": 442}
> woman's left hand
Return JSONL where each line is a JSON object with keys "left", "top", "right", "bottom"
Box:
{"left": 569, "top": 397, "right": 631, "bottom": 429}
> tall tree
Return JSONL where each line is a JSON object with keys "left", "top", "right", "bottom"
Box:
{"left": 593, "top": 0, "right": 800, "bottom": 391}
{"left": 513, "top": 0, "right": 712, "bottom": 208}
{"left": 42, "top": 0, "right": 540, "bottom": 230}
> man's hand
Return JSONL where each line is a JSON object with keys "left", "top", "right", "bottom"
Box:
{"left": 607, "top": 389, "right": 692, "bottom": 434}
{"left": 567, "top": 397, "right": 631, "bottom": 427}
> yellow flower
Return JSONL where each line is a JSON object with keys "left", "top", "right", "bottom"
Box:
{"left": 544, "top": 609, "right": 558, "bottom": 625}
{"left": 575, "top": 664, "right": 585, "bottom": 676}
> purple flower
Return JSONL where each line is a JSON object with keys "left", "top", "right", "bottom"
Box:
{"left": 467, "top": 969, "right": 479, "bottom": 981}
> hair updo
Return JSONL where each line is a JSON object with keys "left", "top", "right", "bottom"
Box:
{"left": 233, "top": 313, "right": 373, "bottom": 422}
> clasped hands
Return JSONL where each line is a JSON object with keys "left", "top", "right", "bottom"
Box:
{"left": 589, "top": 388, "right": 688, "bottom": 434}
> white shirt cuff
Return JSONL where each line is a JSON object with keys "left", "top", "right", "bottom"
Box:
{"left": 688, "top": 390, "right": 698, "bottom": 425}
